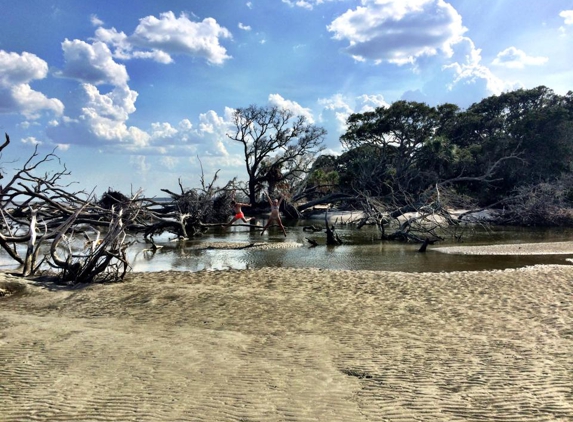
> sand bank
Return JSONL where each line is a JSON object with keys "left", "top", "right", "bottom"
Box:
{"left": 434, "top": 240, "right": 573, "bottom": 256}
{"left": 1, "top": 265, "right": 572, "bottom": 421}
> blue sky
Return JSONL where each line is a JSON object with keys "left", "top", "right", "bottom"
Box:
{"left": 1, "top": 0, "right": 572, "bottom": 197}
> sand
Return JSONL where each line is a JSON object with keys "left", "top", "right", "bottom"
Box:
{"left": 1, "top": 262, "right": 572, "bottom": 421}
{"left": 434, "top": 240, "right": 573, "bottom": 255}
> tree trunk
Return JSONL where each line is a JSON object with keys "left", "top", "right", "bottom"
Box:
{"left": 248, "top": 178, "right": 257, "bottom": 205}
{"left": 325, "top": 210, "right": 343, "bottom": 245}
{"left": 22, "top": 208, "right": 38, "bottom": 276}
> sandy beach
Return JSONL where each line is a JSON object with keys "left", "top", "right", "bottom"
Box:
{"left": 1, "top": 260, "right": 572, "bottom": 421}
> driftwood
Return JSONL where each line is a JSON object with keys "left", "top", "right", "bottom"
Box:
{"left": 0, "top": 134, "right": 148, "bottom": 283}
{"left": 303, "top": 225, "right": 322, "bottom": 232}
{"left": 297, "top": 192, "right": 356, "bottom": 212}
{"left": 418, "top": 238, "right": 431, "bottom": 252}
{"left": 302, "top": 211, "right": 343, "bottom": 247}
{"left": 325, "top": 210, "right": 343, "bottom": 246}
{"left": 305, "top": 237, "right": 318, "bottom": 247}
{"left": 48, "top": 200, "right": 137, "bottom": 284}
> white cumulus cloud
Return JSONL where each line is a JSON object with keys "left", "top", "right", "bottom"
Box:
{"left": 560, "top": 10, "right": 573, "bottom": 25}
{"left": 356, "top": 94, "right": 389, "bottom": 112}
{"left": 58, "top": 39, "right": 130, "bottom": 86}
{"left": 268, "top": 94, "right": 315, "bottom": 123}
{"left": 318, "top": 93, "right": 389, "bottom": 135}
{"left": 129, "top": 12, "right": 232, "bottom": 65}
{"left": 492, "top": 47, "right": 548, "bottom": 69}
{"left": 48, "top": 83, "right": 148, "bottom": 149}
{"left": 327, "top": 0, "right": 466, "bottom": 65}
{"left": 0, "top": 50, "right": 64, "bottom": 119}
{"left": 401, "top": 37, "right": 518, "bottom": 108}
{"left": 318, "top": 94, "right": 353, "bottom": 132}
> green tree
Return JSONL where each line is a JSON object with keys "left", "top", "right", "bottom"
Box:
{"left": 446, "top": 86, "right": 573, "bottom": 203}
{"left": 341, "top": 100, "right": 461, "bottom": 197}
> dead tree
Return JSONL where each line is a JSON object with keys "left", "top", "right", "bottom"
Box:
{"left": 140, "top": 172, "right": 235, "bottom": 240}
{"left": 351, "top": 183, "right": 467, "bottom": 246}
{"left": 353, "top": 151, "right": 526, "bottom": 245}
{"left": 325, "top": 210, "right": 343, "bottom": 245}
{"left": 49, "top": 201, "right": 137, "bottom": 284}
{"left": 0, "top": 135, "right": 142, "bottom": 282}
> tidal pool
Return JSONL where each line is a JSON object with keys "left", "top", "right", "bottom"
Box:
{"left": 2, "top": 221, "right": 573, "bottom": 274}
{"left": 127, "top": 222, "right": 573, "bottom": 273}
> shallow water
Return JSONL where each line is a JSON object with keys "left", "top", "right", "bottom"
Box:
{"left": 2, "top": 221, "right": 573, "bottom": 274}
{"left": 127, "top": 222, "right": 573, "bottom": 273}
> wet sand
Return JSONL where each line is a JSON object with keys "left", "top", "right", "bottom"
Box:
{"left": 434, "top": 240, "right": 573, "bottom": 255}
{"left": 1, "top": 261, "right": 572, "bottom": 421}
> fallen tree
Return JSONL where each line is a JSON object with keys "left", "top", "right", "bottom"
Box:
{"left": 0, "top": 134, "right": 146, "bottom": 283}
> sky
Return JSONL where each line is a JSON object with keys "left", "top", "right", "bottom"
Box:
{"left": 1, "top": 0, "right": 572, "bottom": 198}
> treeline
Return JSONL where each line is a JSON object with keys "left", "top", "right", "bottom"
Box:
{"left": 306, "top": 86, "right": 573, "bottom": 226}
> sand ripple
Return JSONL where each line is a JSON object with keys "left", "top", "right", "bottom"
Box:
{"left": 1, "top": 265, "right": 572, "bottom": 421}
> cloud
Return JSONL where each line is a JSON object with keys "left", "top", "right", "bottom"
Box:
{"left": 21, "top": 136, "right": 42, "bottom": 146}
{"left": 56, "top": 143, "right": 70, "bottom": 151}
{"left": 355, "top": 94, "right": 389, "bottom": 112}
{"left": 282, "top": 0, "right": 313, "bottom": 10}
{"left": 317, "top": 93, "right": 389, "bottom": 137}
{"left": 150, "top": 122, "right": 178, "bottom": 140}
{"left": 47, "top": 83, "right": 148, "bottom": 149}
{"left": 47, "top": 80, "right": 235, "bottom": 159}
{"left": 282, "top": 0, "right": 342, "bottom": 10}
{"left": 58, "top": 39, "right": 129, "bottom": 86}
{"left": 178, "top": 119, "right": 192, "bottom": 131}
{"left": 492, "top": 47, "right": 548, "bottom": 69}
{"left": 122, "top": 109, "right": 234, "bottom": 158}
{"left": 93, "top": 12, "right": 233, "bottom": 65}
{"left": 238, "top": 23, "right": 251, "bottom": 31}
{"left": 95, "top": 27, "right": 173, "bottom": 64}
{"left": 327, "top": 0, "right": 466, "bottom": 65}
{"left": 401, "top": 38, "right": 517, "bottom": 108}
{"left": 444, "top": 38, "right": 509, "bottom": 96}
{"left": 90, "top": 14, "right": 104, "bottom": 27}
{"left": 195, "top": 109, "right": 234, "bottom": 156}
{"left": 268, "top": 93, "right": 315, "bottom": 123}
{"left": 130, "top": 155, "right": 151, "bottom": 174}
{"left": 127, "top": 12, "right": 233, "bottom": 65}
{"left": 560, "top": 10, "right": 573, "bottom": 25}
{"left": 0, "top": 50, "right": 64, "bottom": 119}
{"left": 318, "top": 94, "right": 353, "bottom": 133}
{"left": 160, "top": 156, "right": 179, "bottom": 170}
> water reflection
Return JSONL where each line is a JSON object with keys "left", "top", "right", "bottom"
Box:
{"left": 127, "top": 223, "right": 573, "bottom": 273}
{"left": 2, "top": 223, "right": 573, "bottom": 274}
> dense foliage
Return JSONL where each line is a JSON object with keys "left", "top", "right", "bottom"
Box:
{"left": 307, "top": 86, "right": 573, "bottom": 225}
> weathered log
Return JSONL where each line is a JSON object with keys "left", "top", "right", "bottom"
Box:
{"left": 22, "top": 208, "right": 38, "bottom": 276}
{"left": 418, "top": 238, "right": 431, "bottom": 252}
{"left": 325, "top": 210, "right": 343, "bottom": 245}
{"left": 305, "top": 237, "right": 318, "bottom": 247}
{"left": 297, "top": 192, "right": 356, "bottom": 212}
